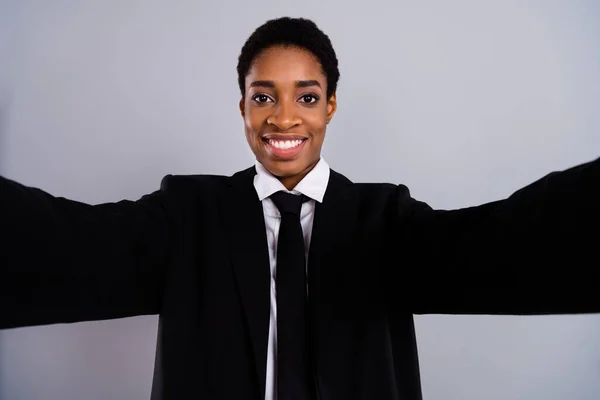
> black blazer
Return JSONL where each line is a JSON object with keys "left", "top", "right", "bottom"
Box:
{"left": 1, "top": 157, "right": 599, "bottom": 400}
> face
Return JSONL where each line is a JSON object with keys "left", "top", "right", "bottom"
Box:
{"left": 240, "top": 45, "right": 337, "bottom": 190}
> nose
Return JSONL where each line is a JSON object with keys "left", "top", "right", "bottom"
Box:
{"left": 267, "top": 101, "right": 301, "bottom": 131}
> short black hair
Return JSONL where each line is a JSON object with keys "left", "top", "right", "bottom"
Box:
{"left": 237, "top": 17, "right": 340, "bottom": 99}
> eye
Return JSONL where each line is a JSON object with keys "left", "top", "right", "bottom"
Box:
{"left": 251, "top": 94, "right": 273, "bottom": 104}
{"left": 299, "top": 94, "right": 319, "bottom": 104}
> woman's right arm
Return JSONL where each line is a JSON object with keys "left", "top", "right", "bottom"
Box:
{"left": 0, "top": 175, "right": 172, "bottom": 329}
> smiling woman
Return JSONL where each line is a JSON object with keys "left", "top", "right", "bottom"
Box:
{"left": 237, "top": 18, "right": 339, "bottom": 190}
{"left": 1, "top": 11, "right": 599, "bottom": 400}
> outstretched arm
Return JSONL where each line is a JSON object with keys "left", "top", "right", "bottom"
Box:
{"left": 0, "top": 176, "right": 172, "bottom": 329}
{"left": 388, "top": 157, "right": 600, "bottom": 314}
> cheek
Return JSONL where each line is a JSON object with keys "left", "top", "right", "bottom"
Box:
{"left": 243, "top": 116, "right": 260, "bottom": 139}
{"left": 306, "top": 108, "right": 328, "bottom": 131}
{"left": 244, "top": 110, "right": 267, "bottom": 136}
{"left": 243, "top": 121, "right": 256, "bottom": 144}
{"left": 309, "top": 135, "right": 325, "bottom": 152}
{"left": 245, "top": 129, "right": 261, "bottom": 150}
{"left": 306, "top": 117, "right": 327, "bottom": 142}
{"left": 243, "top": 114, "right": 254, "bottom": 132}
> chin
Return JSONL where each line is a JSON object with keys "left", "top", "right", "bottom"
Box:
{"left": 263, "top": 159, "right": 306, "bottom": 178}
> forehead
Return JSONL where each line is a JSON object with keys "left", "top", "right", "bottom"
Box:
{"left": 246, "top": 46, "right": 326, "bottom": 84}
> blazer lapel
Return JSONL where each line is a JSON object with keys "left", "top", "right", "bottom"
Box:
{"left": 221, "top": 166, "right": 271, "bottom": 400}
{"left": 307, "top": 169, "right": 359, "bottom": 362}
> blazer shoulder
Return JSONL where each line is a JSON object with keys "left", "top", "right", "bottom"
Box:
{"left": 329, "top": 168, "right": 415, "bottom": 202}
{"left": 159, "top": 173, "right": 229, "bottom": 192}
{"left": 352, "top": 181, "right": 400, "bottom": 201}
{"left": 350, "top": 179, "right": 431, "bottom": 216}
{"left": 158, "top": 166, "right": 255, "bottom": 197}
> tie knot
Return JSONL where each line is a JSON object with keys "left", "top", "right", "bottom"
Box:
{"left": 270, "top": 191, "right": 308, "bottom": 216}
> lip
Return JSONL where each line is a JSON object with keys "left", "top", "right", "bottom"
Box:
{"left": 262, "top": 133, "right": 308, "bottom": 141}
{"left": 262, "top": 136, "right": 308, "bottom": 160}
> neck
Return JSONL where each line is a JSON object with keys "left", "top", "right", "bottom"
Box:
{"left": 278, "top": 159, "right": 319, "bottom": 191}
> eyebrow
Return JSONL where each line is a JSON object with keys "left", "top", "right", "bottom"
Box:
{"left": 296, "top": 80, "right": 321, "bottom": 89}
{"left": 249, "top": 80, "right": 322, "bottom": 89}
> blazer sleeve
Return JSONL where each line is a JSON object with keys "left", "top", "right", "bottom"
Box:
{"left": 388, "top": 157, "right": 600, "bottom": 315}
{"left": 0, "top": 175, "right": 172, "bottom": 329}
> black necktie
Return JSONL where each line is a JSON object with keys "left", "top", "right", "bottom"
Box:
{"left": 270, "top": 191, "right": 313, "bottom": 400}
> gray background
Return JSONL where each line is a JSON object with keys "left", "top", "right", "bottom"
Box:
{"left": 1, "top": 0, "right": 599, "bottom": 399}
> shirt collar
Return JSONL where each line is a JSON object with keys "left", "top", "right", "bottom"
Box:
{"left": 253, "top": 157, "right": 330, "bottom": 203}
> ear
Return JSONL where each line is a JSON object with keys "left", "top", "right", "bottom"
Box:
{"left": 239, "top": 96, "right": 245, "bottom": 118}
{"left": 326, "top": 92, "right": 337, "bottom": 124}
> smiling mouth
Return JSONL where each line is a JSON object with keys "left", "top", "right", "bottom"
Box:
{"left": 262, "top": 137, "right": 307, "bottom": 150}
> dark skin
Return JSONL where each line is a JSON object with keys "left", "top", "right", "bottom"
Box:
{"left": 239, "top": 45, "right": 337, "bottom": 190}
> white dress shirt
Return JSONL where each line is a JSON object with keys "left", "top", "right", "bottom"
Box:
{"left": 253, "top": 158, "right": 330, "bottom": 400}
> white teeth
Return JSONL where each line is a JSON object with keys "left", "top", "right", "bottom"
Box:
{"left": 268, "top": 139, "right": 304, "bottom": 149}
